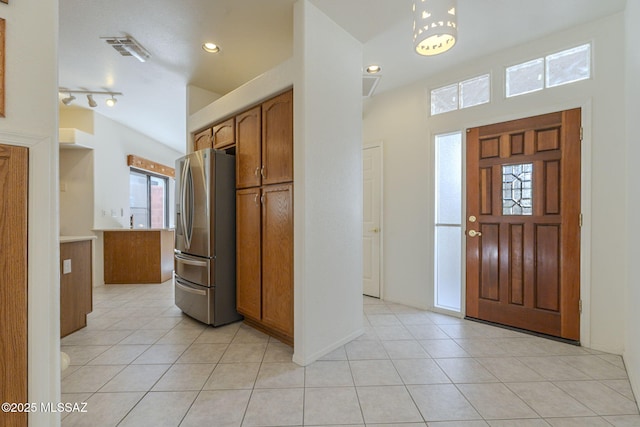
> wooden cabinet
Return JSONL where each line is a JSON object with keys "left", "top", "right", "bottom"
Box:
{"left": 235, "top": 90, "right": 294, "bottom": 344}
{"left": 103, "top": 229, "right": 174, "bottom": 284}
{"left": 236, "top": 184, "right": 293, "bottom": 343}
{"left": 236, "top": 90, "right": 293, "bottom": 189}
{"left": 236, "top": 106, "right": 262, "bottom": 189}
{"left": 194, "top": 127, "right": 212, "bottom": 151}
{"left": 213, "top": 117, "right": 235, "bottom": 149}
{"left": 260, "top": 184, "right": 293, "bottom": 337}
{"left": 262, "top": 90, "right": 293, "bottom": 185}
{"left": 60, "top": 240, "right": 93, "bottom": 337}
{"left": 236, "top": 187, "right": 262, "bottom": 319}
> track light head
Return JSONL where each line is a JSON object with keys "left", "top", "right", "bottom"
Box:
{"left": 61, "top": 94, "right": 76, "bottom": 105}
{"left": 87, "top": 94, "right": 98, "bottom": 108}
{"left": 106, "top": 95, "right": 117, "bottom": 107}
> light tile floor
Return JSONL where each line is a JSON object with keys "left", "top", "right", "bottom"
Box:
{"left": 61, "top": 280, "right": 640, "bottom": 427}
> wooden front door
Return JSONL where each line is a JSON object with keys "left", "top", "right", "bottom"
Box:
{"left": 465, "top": 109, "right": 581, "bottom": 341}
{"left": 0, "top": 144, "right": 28, "bottom": 427}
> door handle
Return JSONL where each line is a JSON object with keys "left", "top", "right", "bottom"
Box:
{"left": 175, "top": 254, "right": 208, "bottom": 267}
{"left": 369, "top": 228, "right": 379, "bottom": 233}
{"left": 468, "top": 229, "right": 482, "bottom": 237}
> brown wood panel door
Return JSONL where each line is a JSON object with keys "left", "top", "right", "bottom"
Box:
{"left": 236, "top": 187, "right": 262, "bottom": 320}
{"left": 0, "top": 144, "right": 28, "bottom": 427}
{"left": 466, "top": 109, "right": 581, "bottom": 341}
{"left": 236, "top": 106, "right": 262, "bottom": 189}
{"left": 213, "top": 117, "right": 235, "bottom": 149}
{"left": 193, "top": 127, "right": 212, "bottom": 151}
{"left": 262, "top": 90, "right": 293, "bottom": 185}
{"left": 261, "top": 183, "right": 293, "bottom": 337}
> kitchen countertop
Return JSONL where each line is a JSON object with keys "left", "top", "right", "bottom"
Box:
{"left": 60, "top": 235, "right": 98, "bottom": 243}
{"left": 95, "top": 228, "right": 175, "bottom": 232}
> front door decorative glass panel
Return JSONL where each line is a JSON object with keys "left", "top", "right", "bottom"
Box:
{"left": 502, "top": 163, "right": 533, "bottom": 215}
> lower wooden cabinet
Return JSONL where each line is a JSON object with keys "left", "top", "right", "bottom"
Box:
{"left": 237, "top": 183, "right": 293, "bottom": 344}
{"left": 60, "top": 240, "right": 93, "bottom": 337}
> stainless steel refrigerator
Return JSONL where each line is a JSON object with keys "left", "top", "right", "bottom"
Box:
{"left": 174, "top": 148, "right": 242, "bottom": 326}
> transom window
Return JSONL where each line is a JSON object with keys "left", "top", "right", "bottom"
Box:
{"left": 506, "top": 43, "right": 591, "bottom": 98}
{"left": 431, "top": 74, "right": 490, "bottom": 116}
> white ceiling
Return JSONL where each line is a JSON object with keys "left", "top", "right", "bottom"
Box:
{"left": 59, "top": 0, "right": 626, "bottom": 153}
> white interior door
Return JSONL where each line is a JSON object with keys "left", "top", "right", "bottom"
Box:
{"left": 363, "top": 145, "right": 382, "bottom": 298}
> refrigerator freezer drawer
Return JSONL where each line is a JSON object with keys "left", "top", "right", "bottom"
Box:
{"left": 175, "top": 253, "right": 212, "bottom": 287}
{"left": 174, "top": 278, "right": 213, "bottom": 325}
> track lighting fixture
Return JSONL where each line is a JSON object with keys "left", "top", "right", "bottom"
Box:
{"left": 87, "top": 94, "right": 98, "bottom": 108}
{"left": 61, "top": 93, "right": 76, "bottom": 105}
{"left": 58, "top": 88, "right": 124, "bottom": 108}
{"left": 105, "top": 95, "right": 118, "bottom": 107}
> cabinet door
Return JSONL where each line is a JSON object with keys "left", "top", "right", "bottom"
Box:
{"left": 60, "top": 240, "right": 92, "bottom": 337}
{"left": 213, "top": 117, "right": 235, "bottom": 149}
{"left": 194, "top": 128, "right": 212, "bottom": 151}
{"left": 262, "top": 90, "right": 293, "bottom": 185}
{"left": 236, "top": 106, "right": 262, "bottom": 189}
{"left": 0, "top": 144, "right": 28, "bottom": 427}
{"left": 236, "top": 188, "right": 262, "bottom": 320}
{"left": 261, "top": 183, "right": 293, "bottom": 337}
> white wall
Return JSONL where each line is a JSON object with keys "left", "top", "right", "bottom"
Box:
{"left": 59, "top": 148, "right": 94, "bottom": 236}
{"left": 187, "top": 84, "right": 222, "bottom": 116}
{"left": 624, "top": 0, "right": 640, "bottom": 400}
{"left": 292, "top": 0, "right": 364, "bottom": 365}
{"left": 0, "top": 0, "right": 60, "bottom": 425}
{"left": 60, "top": 109, "right": 183, "bottom": 286}
{"left": 364, "top": 13, "right": 628, "bottom": 354}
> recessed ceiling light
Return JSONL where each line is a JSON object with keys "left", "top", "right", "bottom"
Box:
{"left": 202, "top": 42, "right": 220, "bottom": 53}
{"left": 366, "top": 65, "right": 381, "bottom": 74}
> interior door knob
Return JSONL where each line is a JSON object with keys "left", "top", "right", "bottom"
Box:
{"left": 370, "top": 228, "right": 379, "bottom": 233}
{"left": 468, "top": 229, "right": 482, "bottom": 237}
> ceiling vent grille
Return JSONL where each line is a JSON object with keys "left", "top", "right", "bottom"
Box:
{"left": 363, "top": 75, "right": 380, "bottom": 98}
{"left": 101, "top": 36, "right": 151, "bottom": 62}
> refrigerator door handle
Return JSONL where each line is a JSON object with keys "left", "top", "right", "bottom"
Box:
{"left": 175, "top": 280, "right": 207, "bottom": 296}
{"left": 181, "top": 157, "right": 192, "bottom": 249}
{"left": 175, "top": 254, "right": 208, "bottom": 267}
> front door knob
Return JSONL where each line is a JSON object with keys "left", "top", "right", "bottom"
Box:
{"left": 468, "top": 229, "right": 482, "bottom": 237}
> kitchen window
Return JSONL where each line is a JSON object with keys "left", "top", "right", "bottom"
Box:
{"left": 129, "top": 169, "right": 169, "bottom": 229}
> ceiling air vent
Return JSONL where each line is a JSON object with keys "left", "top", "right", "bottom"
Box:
{"left": 101, "top": 36, "right": 151, "bottom": 62}
{"left": 363, "top": 75, "right": 380, "bottom": 98}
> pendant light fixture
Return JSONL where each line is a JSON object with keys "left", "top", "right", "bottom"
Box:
{"left": 413, "top": 0, "right": 457, "bottom": 56}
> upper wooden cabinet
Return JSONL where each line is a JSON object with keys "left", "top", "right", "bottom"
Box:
{"left": 194, "top": 127, "right": 212, "bottom": 151}
{"left": 236, "top": 106, "right": 262, "bottom": 189}
{"left": 236, "top": 89, "right": 293, "bottom": 189}
{"left": 262, "top": 90, "right": 293, "bottom": 185}
{"left": 213, "top": 117, "right": 235, "bottom": 149}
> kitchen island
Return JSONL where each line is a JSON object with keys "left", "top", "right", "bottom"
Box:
{"left": 102, "top": 229, "right": 174, "bottom": 284}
